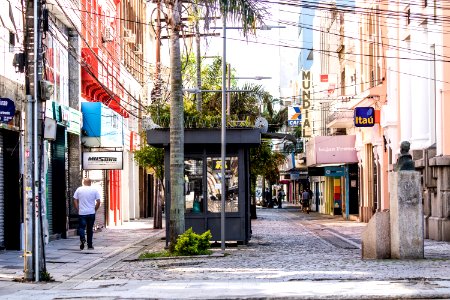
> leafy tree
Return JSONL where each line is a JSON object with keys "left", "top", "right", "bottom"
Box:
{"left": 133, "top": 145, "right": 164, "bottom": 180}
{"left": 133, "top": 141, "right": 165, "bottom": 229}
{"left": 250, "top": 140, "right": 286, "bottom": 196}
{"left": 163, "top": 0, "right": 266, "bottom": 252}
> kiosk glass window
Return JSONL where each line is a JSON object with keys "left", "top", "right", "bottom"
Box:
{"left": 207, "top": 156, "right": 239, "bottom": 213}
{"left": 185, "top": 158, "right": 204, "bottom": 213}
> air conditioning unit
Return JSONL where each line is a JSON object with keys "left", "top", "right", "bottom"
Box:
{"left": 134, "top": 44, "right": 142, "bottom": 54}
{"left": 102, "top": 26, "right": 114, "bottom": 43}
{"left": 123, "top": 29, "right": 136, "bottom": 43}
{"left": 40, "top": 80, "right": 54, "bottom": 101}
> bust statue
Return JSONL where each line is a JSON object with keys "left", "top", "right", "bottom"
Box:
{"left": 395, "top": 141, "right": 415, "bottom": 171}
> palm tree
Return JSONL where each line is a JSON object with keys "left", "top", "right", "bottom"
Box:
{"left": 162, "top": 0, "right": 266, "bottom": 250}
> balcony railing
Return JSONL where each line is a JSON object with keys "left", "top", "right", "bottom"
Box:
{"left": 326, "top": 110, "right": 354, "bottom": 128}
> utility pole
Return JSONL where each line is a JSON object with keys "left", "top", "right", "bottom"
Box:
{"left": 24, "top": 0, "right": 43, "bottom": 281}
{"left": 227, "top": 63, "right": 231, "bottom": 115}
{"left": 152, "top": 0, "right": 163, "bottom": 230}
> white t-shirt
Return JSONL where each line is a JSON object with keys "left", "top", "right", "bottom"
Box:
{"left": 74, "top": 185, "right": 101, "bottom": 215}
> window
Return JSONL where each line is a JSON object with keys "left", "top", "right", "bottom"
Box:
{"left": 9, "top": 31, "right": 15, "bottom": 52}
{"left": 185, "top": 158, "right": 204, "bottom": 213}
{"left": 207, "top": 156, "right": 239, "bottom": 213}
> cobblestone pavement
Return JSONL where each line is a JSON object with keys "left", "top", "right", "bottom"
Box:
{"left": 1, "top": 205, "right": 450, "bottom": 299}
{"left": 92, "top": 207, "right": 450, "bottom": 283}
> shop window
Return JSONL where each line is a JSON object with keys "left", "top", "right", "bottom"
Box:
{"left": 9, "top": 31, "right": 15, "bottom": 52}
{"left": 185, "top": 158, "right": 204, "bottom": 213}
{"left": 207, "top": 156, "right": 239, "bottom": 213}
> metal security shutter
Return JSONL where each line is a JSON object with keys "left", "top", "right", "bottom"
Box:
{"left": 0, "top": 133, "right": 4, "bottom": 248}
{"left": 51, "top": 126, "right": 67, "bottom": 236}
{"left": 47, "top": 143, "right": 54, "bottom": 234}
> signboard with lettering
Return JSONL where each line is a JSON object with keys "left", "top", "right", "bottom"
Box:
{"left": 301, "top": 70, "right": 312, "bottom": 137}
{"left": 354, "top": 107, "right": 375, "bottom": 127}
{"left": 288, "top": 106, "right": 302, "bottom": 126}
{"left": 82, "top": 151, "right": 123, "bottom": 170}
{"left": 0, "top": 98, "right": 15, "bottom": 124}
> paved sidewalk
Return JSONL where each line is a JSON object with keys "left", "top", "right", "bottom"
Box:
{"left": 0, "top": 218, "right": 165, "bottom": 294}
{"left": 1, "top": 205, "right": 450, "bottom": 299}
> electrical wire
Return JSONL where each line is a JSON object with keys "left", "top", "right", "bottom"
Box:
{"left": 51, "top": 0, "right": 148, "bottom": 116}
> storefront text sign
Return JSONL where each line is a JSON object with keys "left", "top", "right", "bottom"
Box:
{"left": 354, "top": 107, "right": 375, "bottom": 127}
{"left": 288, "top": 106, "right": 302, "bottom": 126}
{"left": 306, "top": 135, "right": 358, "bottom": 166}
{"left": 301, "top": 70, "right": 312, "bottom": 137}
{"left": 82, "top": 151, "right": 123, "bottom": 170}
{"left": 0, "top": 98, "right": 15, "bottom": 124}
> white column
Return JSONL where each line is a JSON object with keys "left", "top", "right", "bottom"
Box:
{"left": 410, "top": 26, "right": 430, "bottom": 149}
{"left": 399, "top": 39, "right": 412, "bottom": 143}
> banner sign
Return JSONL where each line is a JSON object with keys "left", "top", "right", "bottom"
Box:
{"left": 301, "top": 70, "right": 312, "bottom": 137}
{"left": 354, "top": 107, "right": 375, "bottom": 127}
{"left": 0, "top": 98, "right": 15, "bottom": 124}
{"left": 288, "top": 106, "right": 302, "bottom": 126}
{"left": 82, "top": 151, "right": 123, "bottom": 170}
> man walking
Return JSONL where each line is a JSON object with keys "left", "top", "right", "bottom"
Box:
{"left": 74, "top": 178, "right": 101, "bottom": 250}
{"left": 301, "top": 189, "right": 310, "bottom": 214}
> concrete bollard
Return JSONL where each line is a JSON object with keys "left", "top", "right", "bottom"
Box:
{"left": 389, "top": 171, "right": 424, "bottom": 259}
{"left": 361, "top": 211, "right": 391, "bottom": 259}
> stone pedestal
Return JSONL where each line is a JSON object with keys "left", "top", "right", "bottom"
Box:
{"left": 361, "top": 211, "right": 390, "bottom": 259}
{"left": 389, "top": 171, "right": 424, "bottom": 259}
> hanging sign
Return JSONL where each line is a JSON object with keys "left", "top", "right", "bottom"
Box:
{"left": 82, "top": 151, "right": 123, "bottom": 170}
{"left": 354, "top": 107, "right": 375, "bottom": 127}
{"left": 0, "top": 98, "right": 15, "bottom": 124}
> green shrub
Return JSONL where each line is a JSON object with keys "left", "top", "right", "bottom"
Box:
{"left": 174, "top": 228, "right": 212, "bottom": 256}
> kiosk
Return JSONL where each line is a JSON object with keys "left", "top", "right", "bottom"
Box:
{"left": 146, "top": 128, "right": 261, "bottom": 245}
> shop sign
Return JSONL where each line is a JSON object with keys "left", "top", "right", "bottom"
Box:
{"left": 324, "top": 166, "right": 345, "bottom": 177}
{"left": 354, "top": 107, "right": 375, "bottom": 127}
{"left": 288, "top": 106, "right": 302, "bottom": 126}
{"left": 0, "top": 98, "right": 15, "bottom": 124}
{"left": 67, "top": 108, "right": 82, "bottom": 135}
{"left": 82, "top": 151, "right": 123, "bottom": 170}
{"left": 301, "top": 70, "right": 311, "bottom": 137}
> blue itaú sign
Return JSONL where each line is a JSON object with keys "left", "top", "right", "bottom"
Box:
{"left": 354, "top": 107, "right": 375, "bottom": 127}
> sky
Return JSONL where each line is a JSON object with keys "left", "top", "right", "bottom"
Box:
{"left": 201, "top": 2, "right": 300, "bottom": 99}
{"left": 157, "top": 2, "right": 301, "bottom": 101}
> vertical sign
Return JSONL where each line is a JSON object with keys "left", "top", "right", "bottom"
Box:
{"left": 302, "top": 71, "right": 311, "bottom": 137}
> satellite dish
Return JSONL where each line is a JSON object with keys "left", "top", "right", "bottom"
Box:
{"left": 254, "top": 116, "right": 268, "bottom": 133}
{"left": 142, "top": 116, "right": 161, "bottom": 130}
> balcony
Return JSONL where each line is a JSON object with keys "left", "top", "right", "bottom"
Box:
{"left": 326, "top": 109, "right": 354, "bottom": 128}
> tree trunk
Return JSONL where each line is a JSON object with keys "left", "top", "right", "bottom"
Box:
{"left": 167, "top": 0, "right": 185, "bottom": 251}
{"left": 195, "top": 6, "right": 202, "bottom": 111}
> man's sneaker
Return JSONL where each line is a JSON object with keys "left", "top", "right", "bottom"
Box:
{"left": 88, "top": 246, "right": 94, "bottom": 250}
{"left": 80, "top": 239, "right": 85, "bottom": 250}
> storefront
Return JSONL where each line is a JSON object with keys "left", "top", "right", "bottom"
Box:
{"left": 306, "top": 135, "right": 359, "bottom": 219}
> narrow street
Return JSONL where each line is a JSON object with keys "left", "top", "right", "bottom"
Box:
{"left": 1, "top": 205, "right": 450, "bottom": 299}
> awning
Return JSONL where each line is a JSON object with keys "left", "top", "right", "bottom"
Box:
{"left": 306, "top": 135, "right": 358, "bottom": 167}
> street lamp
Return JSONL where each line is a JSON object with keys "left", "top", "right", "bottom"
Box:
{"left": 208, "top": 20, "right": 279, "bottom": 251}
{"left": 187, "top": 21, "right": 280, "bottom": 252}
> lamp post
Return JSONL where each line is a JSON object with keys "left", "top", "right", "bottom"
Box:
{"left": 221, "top": 16, "right": 227, "bottom": 252}
{"left": 187, "top": 21, "right": 279, "bottom": 252}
